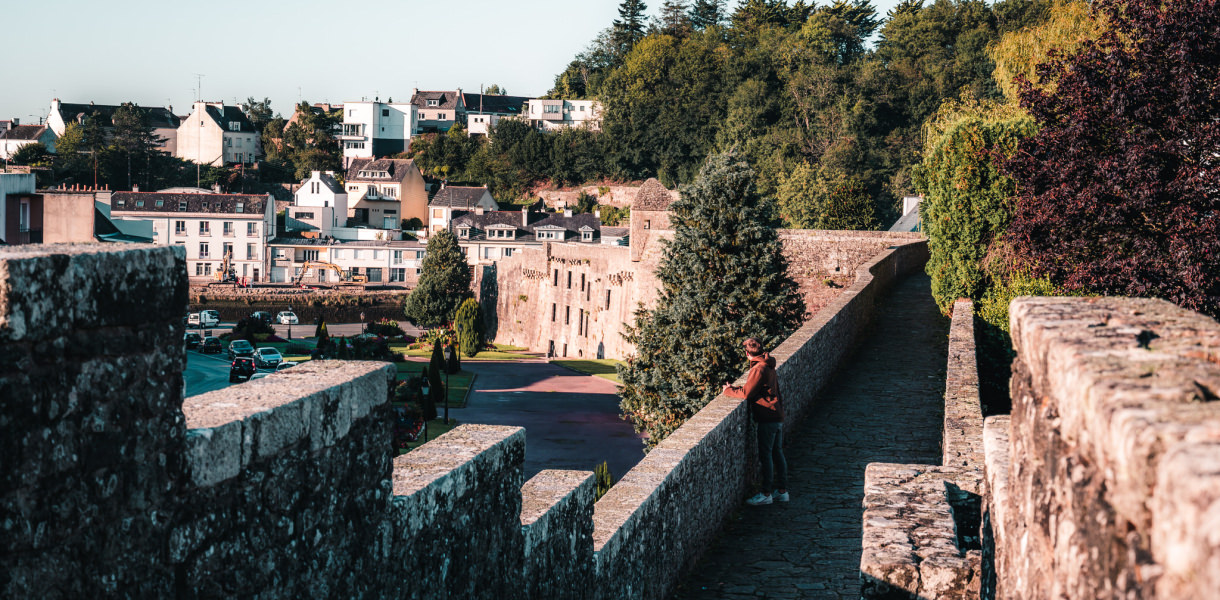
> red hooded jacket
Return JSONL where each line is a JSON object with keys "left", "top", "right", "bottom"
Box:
{"left": 725, "top": 353, "right": 784, "bottom": 423}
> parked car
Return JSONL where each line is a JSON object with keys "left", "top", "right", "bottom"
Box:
{"left": 228, "top": 339, "right": 255, "bottom": 359}
{"left": 276, "top": 311, "right": 299, "bottom": 325}
{"left": 254, "top": 347, "right": 283, "bottom": 369}
{"left": 229, "top": 357, "right": 257, "bottom": 383}
{"left": 250, "top": 311, "right": 273, "bottom": 324}
{"left": 188, "top": 310, "right": 221, "bottom": 327}
{"left": 184, "top": 332, "right": 202, "bottom": 349}
{"left": 201, "top": 336, "right": 222, "bottom": 354}
{"left": 275, "top": 361, "right": 296, "bottom": 372}
{"left": 251, "top": 371, "right": 271, "bottom": 380}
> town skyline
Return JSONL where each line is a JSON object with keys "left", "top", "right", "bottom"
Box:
{"left": 3, "top": 0, "right": 905, "bottom": 124}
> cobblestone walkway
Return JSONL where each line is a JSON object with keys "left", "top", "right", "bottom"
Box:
{"left": 673, "top": 273, "right": 949, "bottom": 599}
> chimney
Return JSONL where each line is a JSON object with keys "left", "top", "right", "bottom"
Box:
{"left": 132, "top": 184, "right": 139, "bottom": 192}
{"left": 563, "top": 208, "right": 572, "bottom": 218}
{"left": 594, "top": 209, "right": 600, "bottom": 219}
{"left": 521, "top": 206, "right": 529, "bottom": 228}
{"left": 213, "top": 183, "right": 221, "bottom": 193}
{"left": 475, "top": 206, "right": 484, "bottom": 216}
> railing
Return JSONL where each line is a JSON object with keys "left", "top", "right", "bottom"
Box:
{"left": 16, "top": 228, "right": 42, "bottom": 244}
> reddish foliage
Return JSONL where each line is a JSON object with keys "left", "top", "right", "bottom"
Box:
{"left": 1003, "top": 0, "right": 1220, "bottom": 317}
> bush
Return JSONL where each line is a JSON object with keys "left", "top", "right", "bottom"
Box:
{"left": 455, "top": 299, "right": 484, "bottom": 357}
{"left": 285, "top": 343, "right": 313, "bottom": 356}
{"left": 368, "top": 319, "right": 406, "bottom": 338}
{"left": 230, "top": 316, "right": 276, "bottom": 340}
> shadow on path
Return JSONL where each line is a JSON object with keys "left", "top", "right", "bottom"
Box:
{"left": 673, "top": 273, "right": 949, "bottom": 599}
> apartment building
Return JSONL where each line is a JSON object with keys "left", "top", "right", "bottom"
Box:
{"left": 339, "top": 100, "right": 415, "bottom": 165}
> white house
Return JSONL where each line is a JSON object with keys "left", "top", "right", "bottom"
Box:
{"left": 450, "top": 206, "right": 603, "bottom": 266}
{"left": 0, "top": 124, "right": 56, "bottom": 159}
{"left": 176, "top": 102, "right": 262, "bottom": 166}
{"left": 48, "top": 99, "right": 180, "bottom": 155}
{"left": 339, "top": 100, "right": 415, "bottom": 165}
{"left": 462, "top": 93, "right": 531, "bottom": 137}
{"left": 108, "top": 191, "right": 275, "bottom": 282}
{"left": 427, "top": 185, "right": 498, "bottom": 233}
{"left": 267, "top": 238, "right": 426, "bottom": 285}
{"left": 288, "top": 171, "right": 348, "bottom": 237}
{"left": 526, "top": 99, "right": 602, "bottom": 132}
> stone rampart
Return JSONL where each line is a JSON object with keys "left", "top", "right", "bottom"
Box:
{"left": 992, "top": 297, "right": 1220, "bottom": 599}
{"left": 859, "top": 298, "right": 985, "bottom": 599}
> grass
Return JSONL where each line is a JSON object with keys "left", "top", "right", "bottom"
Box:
{"left": 394, "top": 344, "right": 534, "bottom": 361}
{"left": 391, "top": 368, "right": 475, "bottom": 408}
{"left": 401, "top": 419, "right": 460, "bottom": 452}
{"left": 552, "top": 359, "right": 625, "bottom": 384}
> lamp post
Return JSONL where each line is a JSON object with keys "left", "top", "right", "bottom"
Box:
{"left": 287, "top": 306, "right": 293, "bottom": 341}
{"left": 420, "top": 378, "right": 430, "bottom": 442}
{"left": 442, "top": 344, "right": 452, "bottom": 425}
{"left": 360, "top": 311, "right": 366, "bottom": 336}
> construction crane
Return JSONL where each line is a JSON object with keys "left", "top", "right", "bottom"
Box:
{"left": 292, "top": 261, "right": 367, "bottom": 288}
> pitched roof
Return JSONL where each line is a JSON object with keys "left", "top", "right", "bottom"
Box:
{"left": 204, "top": 105, "right": 257, "bottom": 133}
{"left": 0, "top": 125, "right": 49, "bottom": 141}
{"left": 430, "top": 186, "right": 492, "bottom": 208}
{"left": 344, "top": 158, "right": 419, "bottom": 184}
{"left": 410, "top": 90, "right": 462, "bottom": 111}
{"left": 268, "top": 237, "right": 425, "bottom": 248}
{"left": 450, "top": 210, "right": 602, "bottom": 243}
{"left": 301, "top": 171, "right": 345, "bottom": 194}
{"left": 109, "top": 191, "right": 269, "bottom": 215}
{"left": 462, "top": 94, "right": 531, "bottom": 116}
{"left": 56, "top": 102, "right": 180, "bottom": 129}
{"left": 632, "top": 178, "right": 675, "bottom": 211}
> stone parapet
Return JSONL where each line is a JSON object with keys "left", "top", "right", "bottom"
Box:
{"left": 943, "top": 299, "right": 984, "bottom": 489}
{"left": 981, "top": 415, "right": 1011, "bottom": 600}
{"left": 1, "top": 243, "right": 188, "bottom": 597}
{"left": 1001, "top": 296, "right": 1220, "bottom": 599}
{"left": 521, "top": 470, "right": 596, "bottom": 600}
{"left": 860, "top": 463, "right": 982, "bottom": 599}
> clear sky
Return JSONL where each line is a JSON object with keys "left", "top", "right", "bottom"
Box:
{"left": 3, "top": 0, "right": 904, "bottom": 124}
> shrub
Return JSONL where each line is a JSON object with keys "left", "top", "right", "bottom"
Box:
{"left": 594, "top": 461, "right": 615, "bottom": 501}
{"left": 368, "top": 319, "right": 406, "bottom": 338}
{"left": 285, "top": 343, "right": 313, "bottom": 356}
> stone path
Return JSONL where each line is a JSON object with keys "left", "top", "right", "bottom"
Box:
{"left": 673, "top": 273, "right": 949, "bottom": 599}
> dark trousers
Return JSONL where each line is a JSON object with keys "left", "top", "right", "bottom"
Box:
{"left": 756, "top": 421, "right": 788, "bottom": 492}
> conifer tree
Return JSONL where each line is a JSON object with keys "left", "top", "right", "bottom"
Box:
{"left": 689, "top": 0, "right": 725, "bottom": 30}
{"left": 613, "top": 0, "right": 649, "bottom": 55}
{"left": 404, "top": 230, "right": 472, "bottom": 327}
{"left": 455, "top": 298, "right": 484, "bottom": 358}
{"left": 618, "top": 151, "right": 806, "bottom": 448}
{"left": 658, "top": 0, "right": 693, "bottom": 36}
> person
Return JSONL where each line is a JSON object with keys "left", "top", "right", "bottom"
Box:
{"left": 723, "top": 337, "right": 789, "bottom": 506}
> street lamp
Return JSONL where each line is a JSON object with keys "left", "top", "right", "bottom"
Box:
{"left": 420, "top": 378, "right": 430, "bottom": 442}
{"left": 360, "top": 311, "right": 366, "bottom": 336}
{"left": 287, "top": 306, "right": 293, "bottom": 341}
{"left": 442, "top": 344, "right": 452, "bottom": 425}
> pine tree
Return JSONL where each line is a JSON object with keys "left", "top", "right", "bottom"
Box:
{"left": 658, "top": 0, "right": 693, "bottom": 36}
{"left": 613, "top": 0, "right": 649, "bottom": 56}
{"left": 455, "top": 298, "right": 484, "bottom": 358}
{"left": 618, "top": 151, "right": 807, "bottom": 448}
{"left": 689, "top": 0, "right": 725, "bottom": 30}
{"left": 314, "top": 317, "right": 330, "bottom": 351}
{"left": 404, "top": 230, "right": 472, "bottom": 327}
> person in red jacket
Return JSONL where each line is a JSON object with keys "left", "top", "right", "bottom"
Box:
{"left": 723, "top": 338, "right": 789, "bottom": 506}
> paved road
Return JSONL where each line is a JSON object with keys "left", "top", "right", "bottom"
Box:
{"left": 182, "top": 321, "right": 424, "bottom": 344}
{"left": 450, "top": 361, "right": 646, "bottom": 480}
{"left": 672, "top": 273, "right": 949, "bottom": 599}
{"left": 184, "top": 350, "right": 240, "bottom": 397}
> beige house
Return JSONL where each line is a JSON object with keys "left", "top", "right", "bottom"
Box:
{"left": 410, "top": 89, "right": 465, "bottom": 134}
{"left": 176, "top": 102, "right": 262, "bottom": 166}
{"left": 343, "top": 158, "right": 428, "bottom": 229}
{"left": 427, "top": 185, "right": 499, "bottom": 233}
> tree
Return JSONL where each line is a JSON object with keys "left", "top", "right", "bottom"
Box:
{"left": 619, "top": 152, "right": 806, "bottom": 448}
{"left": 425, "top": 341, "right": 443, "bottom": 421}
{"left": 690, "top": 0, "right": 726, "bottom": 30}
{"left": 1002, "top": 0, "right": 1220, "bottom": 318}
{"left": 657, "top": 0, "right": 693, "bottom": 36}
{"left": 989, "top": 0, "right": 1099, "bottom": 102}
{"left": 8, "top": 143, "right": 51, "bottom": 167}
{"left": 244, "top": 97, "right": 275, "bottom": 131}
{"left": 811, "top": 168, "right": 878, "bottom": 230}
{"left": 110, "top": 103, "right": 167, "bottom": 190}
{"left": 314, "top": 318, "right": 330, "bottom": 351}
{"left": 455, "top": 298, "right": 485, "bottom": 357}
{"left": 613, "top": 0, "right": 649, "bottom": 56}
{"left": 483, "top": 84, "right": 506, "bottom": 95}
{"left": 404, "top": 230, "right": 472, "bottom": 327}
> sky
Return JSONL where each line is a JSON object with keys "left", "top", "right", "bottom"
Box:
{"left": 3, "top": 0, "right": 904, "bottom": 125}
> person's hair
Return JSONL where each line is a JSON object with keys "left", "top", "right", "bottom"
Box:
{"left": 743, "top": 337, "right": 763, "bottom": 356}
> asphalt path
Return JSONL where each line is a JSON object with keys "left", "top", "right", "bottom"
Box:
{"left": 450, "top": 361, "right": 646, "bottom": 480}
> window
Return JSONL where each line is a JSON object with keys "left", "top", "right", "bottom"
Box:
{"left": 457, "top": 227, "right": 470, "bottom": 239}
{"left": 504, "top": 248, "right": 513, "bottom": 257}
{"left": 580, "top": 273, "right": 585, "bottom": 291}
{"left": 174, "top": 220, "right": 186, "bottom": 234}
{"left": 226, "top": 138, "right": 232, "bottom": 147}
{"left": 135, "top": 199, "right": 144, "bottom": 208}
{"left": 565, "top": 306, "right": 570, "bottom": 325}
{"left": 199, "top": 222, "right": 211, "bottom": 235}
{"left": 199, "top": 243, "right": 210, "bottom": 258}
{"left": 382, "top": 109, "right": 389, "bottom": 117}
{"left": 195, "top": 263, "right": 204, "bottom": 276}
{"left": 367, "top": 268, "right": 382, "bottom": 282}
{"left": 427, "top": 99, "right": 438, "bottom": 107}
{"left": 295, "top": 212, "right": 315, "bottom": 220}
{"left": 302, "top": 249, "right": 319, "bottom": 262}
{"left": 416, "top": 251, "right": 426, "bottom": 259}
{"left": 606, "top": 289, "right": 611, "bottom": 310}
{"left": 178, "top": 201, "right": 188, "bottom": 211}
{"left": 582, "top": 230, "right": 593, "bottom": 242}
{"left": 390, "top": 268, "right": 406, "bottom": 282}
{"left": 223, "top": 222, "right": 234, "bottom": 236}
{"left": 247, "top": 222, "right": 258, "bottom": 236}
{"left": 544, "top": 104, "right": 561, "bottom": 114}
{"left": 551, "top": 303, "right": 556, "bottom": 322}
{"left": 393, "top": 250, "right": 404, "bottom": 264}
{"left": 432, "top": 208, "right": 444, "bottom": 219}
{"left": 579, "top": 105, "right": 586, "bottom": 112}
{"left": 236, "top": 203, "right": 244, "bottom": 214}
{"left": 247, "top": 244, "right": 256, "bottom": 260}
{"left": 353, "top": 250, "right": 361, "bottom": 259}
{"left": 204, "top": 263, "right": 212, "bottom": 275}
{"left": 644, "top": 220, "right": 651, "bottom": 229}
{"left": 567, "top": 271, "right": 572, "bottom": 289}
{"left": 156, "top": 199, "right": 164, "bottom": 208}
{"left": 578, "top": 309, "right": 584, "bottom": 335}
{"left": 553, "top": 269, "right": 559, "bottom": 286}
{"left": 223, "top": 242, "right": 233, "bottom": 258}
{"left": 229, "top": 122, "right": 240, "bottom": 131}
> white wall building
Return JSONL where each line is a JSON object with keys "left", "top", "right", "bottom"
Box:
{"left": 288, "top": 171, "right": 348, "bottom": 237}
{"left": 0, "top": 124, "right": 56, "bottom": 159}
{"left": 526, "top": 99, "right": 602, "bottom": 132}
{"left": 176, "top": 102, "right": 262, "bottom": 166}
{"left": 268, "top": 239, "right": 426, "bottom": 285}
{"left": 427, "top": 185, "right": 498, "bottom": 233}
{"left": 48, "top": 99, "right": 180, "bottom": 155}
{"left": 109, "top": 191, "right": 275, "bottom": 282}
{"left": 339, "top": 100, "right": 415, "bottom": 165}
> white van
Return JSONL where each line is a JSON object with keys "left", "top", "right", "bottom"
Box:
{"left": 188, "top": 310, "right": 220, "bottom": 327}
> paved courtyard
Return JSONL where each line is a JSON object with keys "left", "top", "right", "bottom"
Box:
{"left": 450, "top": 361, "right": 646, "bottom": 480}
{"left": 673, "top": 273, "right": 949, "bottom": 599}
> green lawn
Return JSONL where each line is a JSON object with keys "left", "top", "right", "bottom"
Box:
{"left": 552, "top": 359, "right": 625, "bottom": 384}
{"left": 394, "top": 344, "right": 534, "bottom": 361}
{"left": 401, "top": 419, "right": 460, "bottom": 452}
{"left": 392, "top": 368, "right": 475, "bottom": 408}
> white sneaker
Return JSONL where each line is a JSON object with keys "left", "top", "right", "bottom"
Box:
{"left": 746, "top": 492, "right": 773, "bottom": 506}
{"left": 773, "top": 490, "right": 790, "bottom": 503}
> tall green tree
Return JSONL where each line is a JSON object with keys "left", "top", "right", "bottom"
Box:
{"left": 404, "top": 230, "right": 472, "bottom": 327}
{"left": 619, "top": 152, "right": 806, "bottom": 448}
{"left": 455, "top": 298, "right": 485, "bottom": 357}
{"left": 657, "top": 0, "right": 693, "bottom": 36}
{"left": 109, "top": 103, "right": 166, "bottom": 190}
{"left": 244, "top": 97, "right": 275, "bottom": 131}
{"left": 613, "top": 0, "right": 650, "bottom": 56}
{"left": 690, "top": 0, "right": 726, "bottom": 30}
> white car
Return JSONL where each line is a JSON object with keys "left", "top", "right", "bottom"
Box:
{"left": 254, "top": 347, "right": 283, "bottom": 369}
{"left": 187, "top": 310, "right": 220, "bottom": 327}
{"left": 277, "top": 311, "right": 299, "bottom": 325}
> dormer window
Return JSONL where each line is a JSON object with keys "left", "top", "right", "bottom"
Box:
{"left": 457, "top": 227, "right": 470, "bottom": 239}
{"left": 228, "top": 122, "right": 240, "bottom": 131}
{"left": 155, "top": 199, "right": 164, "bottom": 208}
{"left": 178, "top": 201, "right": 188, "bottom": 211}
{"left": 582, "top": 230, "right": 593, "bottom": 242}
{"left": 427, "top": 99, "right": 438, "bottom": 107}
{"left": 135, "top": 200, "right": 144, "bottom": 208}
{"left": 236, "top": 202, "right": 244, "bottom": 213}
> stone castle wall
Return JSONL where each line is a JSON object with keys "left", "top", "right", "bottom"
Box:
{"left": 2, "top": 238, "right": 927, "bottom": 598}
{"left": 988, "top": 297, "right": 1220, "bottom": 599}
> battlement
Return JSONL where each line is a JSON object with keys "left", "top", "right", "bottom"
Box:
{"left": 1, "top": 238, "right": 928, "bottom": 598}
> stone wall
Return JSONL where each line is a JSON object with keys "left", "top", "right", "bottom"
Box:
{"left": 990, "top": 297, "right": 1220, "bottom": 599}
{"left": 859, "top": 298, "right": 985, "bottom": 599}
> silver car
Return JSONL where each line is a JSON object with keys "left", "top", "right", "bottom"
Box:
{"left": 276, "top": 311, "right": 299, "bottom": 325}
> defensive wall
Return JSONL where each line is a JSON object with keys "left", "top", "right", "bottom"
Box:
{"left": 488, "top": 229, "right": 925, "bottom": 360}
{"left": 859, "top": 295, "right": 1220, "bottom": 599}
{"left": 2, "top": 237, "right": 926, "bottom": 598}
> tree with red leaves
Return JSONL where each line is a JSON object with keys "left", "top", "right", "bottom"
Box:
{"left": 1003, "top": 0, "right": 1220, "bottom": 317}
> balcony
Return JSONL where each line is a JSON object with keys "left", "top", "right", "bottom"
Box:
{"left": 15, "top": 228, "right": 43, "bottom": 244}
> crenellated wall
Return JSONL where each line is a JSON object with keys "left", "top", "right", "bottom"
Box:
{"left": 2, "top": 238, "right": 930, "bottom": 599}
{"left": 987, "top": 297, "right": 1220, "bottom": 599}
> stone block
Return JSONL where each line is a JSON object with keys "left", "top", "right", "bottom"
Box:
{"left": 521, "top": 469, "right": 595, "bottom": 600}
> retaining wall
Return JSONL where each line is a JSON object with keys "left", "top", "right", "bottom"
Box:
{"left": 991, "top": 297, "right": 1220, "bottom": 599}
